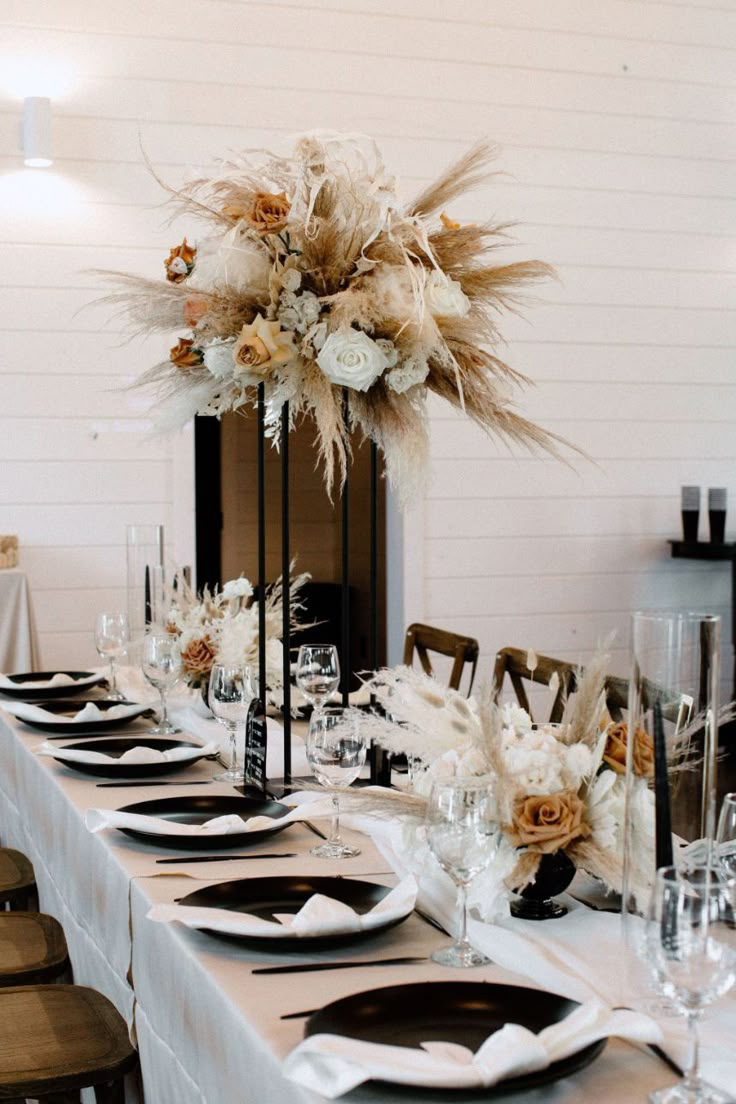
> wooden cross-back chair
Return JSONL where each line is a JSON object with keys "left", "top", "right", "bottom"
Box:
{"left": 403, "top": 623, "right": 480, "bottom": 696}
{"left": 492, "top": 646, "right": 578, "bottom": 723}
{"left": 605, "top": 675, "right": 694, "bottom": 730}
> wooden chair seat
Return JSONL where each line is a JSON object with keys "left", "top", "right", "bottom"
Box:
{"left": 492, "top": 647, "right": 578, "bottom": 723}
{"left": 0, "top": 850, "right": 36, "bottom": 911}
{"left": 403, "top": 623, "right": 480, "bottom": 695}
{"left": 0, "top": 984, "right": 137, "bottom": 1102}
{"left": 0, "top": 912, "right": 69, "bottom": 986}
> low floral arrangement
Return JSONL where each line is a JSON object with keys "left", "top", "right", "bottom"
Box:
{"left": 102, "top": 131, "right": 571, "bottom": 503}
{"left": 348, "top": 652, "right": 656, "bottom": 912}
{"left": 166, "top": 572, "right": 308, "bottom": 706}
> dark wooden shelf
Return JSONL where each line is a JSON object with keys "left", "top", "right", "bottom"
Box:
{"left": 669, "top": 540, "right": 736, "bottom": 562}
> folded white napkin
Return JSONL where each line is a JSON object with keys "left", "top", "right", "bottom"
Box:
{"left": 85, "top": 794, "right": 335, "bottom": 838}
{"left": 284, "top": 999, "right": 661, "bottom": 1098}
{"left": 5, "top": 700, "right": 147, "bottom": 726}
{"left": 148, "top": 875, "right": 417, "bottom": 939}
{"left": 37, "top": 740, "right": 218, "bottom": 767}
{"left": 0, "top": 671, "right": 99, "bottom": 691}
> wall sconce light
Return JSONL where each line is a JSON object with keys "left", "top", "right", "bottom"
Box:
{"left": 22, "top": 96, "right": 53, "bottom": 167}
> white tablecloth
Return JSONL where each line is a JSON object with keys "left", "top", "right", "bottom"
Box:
{"left": 0, "top": 569, "right": 40, "bottom": 671}
{"left": 0, "top": 704, "right": 731, "bottom": 1104}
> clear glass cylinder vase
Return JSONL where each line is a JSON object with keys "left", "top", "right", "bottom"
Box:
{"left": 126, "top": 524, "right": 165, "bottom": 648}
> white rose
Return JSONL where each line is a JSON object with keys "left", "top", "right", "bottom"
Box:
{"left": 425, "top": 270, "right": 471, "bottom": 317}
{"left": 375, "top": 338, "right": 399, "bottom": 368}
{"left": 222, "top": 578, "right": 253, "bottom": 601}
{"left": 500, "top": 702, "right": 533, "bottom": 733}
{"left": 316, "top": 329, "right": 389, "bottom": 391}
{"left": 386, "top": 355, "right": 429, "bottom": 394}
{"left": 203, "top": 339, "right": 240, "bottom": 380}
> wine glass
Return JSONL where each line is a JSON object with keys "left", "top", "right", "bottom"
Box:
{"left": 716, "top": 792, "right": 736, "bottom": 879}
{"left": 94, "top": 611, "right": 129, "bottom": 701}
{"left": 208, "top": 664, "right": 252, "bottom": 783}
{"left": 646, "top": 865, "right": 736, "bottom": 1104}
{"left": 425, "top": 780, "right": 496, "bottom": 968}
{"left": 305, "top": 707, "right": 367, "bottom": 859}
{"left": 141, "top": 631, "right": 182, "bottom": 735}
{"left": 296, "top": 644, "right": 340, "bottom": 712}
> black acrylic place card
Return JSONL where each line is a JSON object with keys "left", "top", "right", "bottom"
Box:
{"left": 244, "top": 697, "right": 267, "bottom": 792}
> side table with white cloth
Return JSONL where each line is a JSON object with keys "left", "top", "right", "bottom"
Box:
{"left": 0, "top": 697, "right": 734, "bottom": 1103}
{"left": 0, "top": 569, "right": 40, "bottom": 670}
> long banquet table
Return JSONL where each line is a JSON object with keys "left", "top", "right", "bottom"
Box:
{"left": 0, "top": 704, "right": 730, "bottom": 1104}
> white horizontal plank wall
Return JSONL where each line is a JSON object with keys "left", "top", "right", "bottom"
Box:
{"left": 1, "top": 0, "right": 734, "bottom": 683}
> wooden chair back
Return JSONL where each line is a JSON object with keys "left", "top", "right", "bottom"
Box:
{"left": 492, "top": 647, "right": 577, "bottom": 723}
{"left": 403, "top": 623, "right": 479, "bottom": 695}
{"left": 605, "top": 675, "right": 694, "bottom": 730}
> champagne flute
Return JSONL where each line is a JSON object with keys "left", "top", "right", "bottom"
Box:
{"left": 94, "top": 611, "right": 129, "bottom": 701}
{"left": 425, "top": 780, "right": 496, "bottom": 968}
{"left": 646, "top": 865, "right": 736, "bottom": 1104}
{"left": 716, "top": 792, "right": 736, "bottom": 879}
{"left": 141, "top": 631, "right": 181, "bottom": 735}
{"left": 296, "top": 645, "right": 340, "bottom": 712}
{"left": 306, "top": 707, "right": 366, "bottom": 859}
{"left": 208, "top": 664, "right": 252, "bottom": 783}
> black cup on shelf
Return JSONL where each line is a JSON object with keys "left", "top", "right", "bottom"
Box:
{"left": 708, "top": 487, "right": 727, "bottom": 544}
{"left": 681, "top": 485, "right": 700, "bottom": 543}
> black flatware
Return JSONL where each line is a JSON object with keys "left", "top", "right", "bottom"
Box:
{"left": 96, "top": 780, "right": 213, "bottom": 788}
{"left": 280, "top": 1008, "right": 318, "bottom": 1020}
{"left": 156, "top": 852, "right": 297, "bottom": 864}
{"left": 252, "top": 955, "right": 426, "bottom": 976}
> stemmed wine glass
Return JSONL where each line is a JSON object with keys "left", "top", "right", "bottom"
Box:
{"left": 141, "top": 631, "right": 182, "bottom": 735}
{"left": 425, "top": 780, "right": 496, "bottom": 968}
{"left": 646, "top": 865, "right": 736, "bottom": 1104}
{"left": 716, "top": 792, "right": 736, "bottom": 878}
{"left": 296, "top": 645, "right": 340, "bottom": 712}
{"left": 208, "top": 664, "right": 252, "bottom": 783}
{"left": 94, "top": 611, "right": 129, "bottom": 701}
{"left": 305, "top": 707, "right": 367, "bottom": 859}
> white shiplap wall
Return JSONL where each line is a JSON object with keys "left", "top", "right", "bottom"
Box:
{"left": 0, "top": 0, "right": 734, "bottom": 681}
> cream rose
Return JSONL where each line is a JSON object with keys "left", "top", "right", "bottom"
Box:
{"left": 425, "top": 270, "right": 471, "bottom": 317}
{"left": 506, "top": 792, "right": 590, "bottom": 854}
{"left": 316, "top": 329, "right": 389, "bottom": 391}
{"left": 232, "top": 314, "right": 296, "bottom": 376}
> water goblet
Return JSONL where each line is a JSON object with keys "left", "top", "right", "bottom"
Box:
{"left": 141, "top": 631, "right": 181, "bottom": 735}
{"left": 296, "top": 644, "right": 340, "bottom": 712}
{"left": 94, "top": 611, "right": 129, "bottom": 701}
{"left": 716, "top": 792, "right": 736, "bottom": 879}
{"left": 425, "top": 779, "right": 496, "bottom": 968}
{"left": 646, "top": 865, "right": 736, "bottom": 1104}
{"left": 305, "top": 707, "right": 367, "bottom": 859}
{"left": 208, "top": 664, "right": 252, "bottom": 783}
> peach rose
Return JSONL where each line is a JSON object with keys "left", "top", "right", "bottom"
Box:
{"left": 169, "top": 337, "right": 203, "bottom": 369}
{"left": 232, "top": 314, "right": 295, "bottom": 376}
{"left": 180, "top": 634, "right": 216, "bottom": 677}
{"left": 165, "top": 238, "right": 196, "bottom": 283}
{"left": 507, "top": 792, "right": 591, "bottom": 854}
{"left": 183, "top": 296, "right": 209, "bottom": 328}
{"left": 603, "top": 722, "right": 654, "bottom": 778}
{"left": 244, "top": 192, "right": 290, "bottom": 234}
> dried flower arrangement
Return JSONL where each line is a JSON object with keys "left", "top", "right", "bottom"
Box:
{"left": 101, "top": 131, "right": 572, "bottom": 503}
{"left": 347, "top": 653, "right": 656, "bottom": 907}
{"left": 166, "top": 572, "right": 308, "bottom": 707}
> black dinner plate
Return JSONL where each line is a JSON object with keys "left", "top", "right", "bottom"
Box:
{"left": 117, "top": 794, "right": 291, "bottom": 850}
{"left": 178, "top": 875, "right": 411, "bottom": 949}
{"left": 51, "top": 736, "right": 208, "bottom": 778}
{"left": 305, "top": 982, "right": 607, "bottom": 1099}
{"left": 18, "top": 699, "right": 151, "bottom": 734}
{"left": 0, "top": 670, "right": 106, "bottom": 700}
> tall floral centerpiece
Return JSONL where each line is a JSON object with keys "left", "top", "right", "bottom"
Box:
{"left": 101, "top": 131, "right": 571, "bottom": 503}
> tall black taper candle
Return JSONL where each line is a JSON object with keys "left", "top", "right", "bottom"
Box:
{"left": 653, "top": 700, "right": 674, "bottom": 869}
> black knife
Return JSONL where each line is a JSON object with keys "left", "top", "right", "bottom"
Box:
{"left": 155, "top": 852, "right": 297, "bottom": 864}
{"left": 252, "top": 955, "right": 426, "bottom": 975}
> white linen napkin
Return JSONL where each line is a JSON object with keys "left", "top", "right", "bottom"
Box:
{"left": 37, "top": 740, "right": 218, "bottom": 767}
{"left": 5, "top": 700, "right": 147, "bottom": 726}
{"left": 85, "top": 794, "right": 336, "bottom": 838}
{"left": 283, "top": 999, "right": 662, "bottom": 1097}
{"left": 147, "top": 875, "right": 417, "bottom": 939}
{"left": 0, "top": 671, "right": 99, "bottom": 691}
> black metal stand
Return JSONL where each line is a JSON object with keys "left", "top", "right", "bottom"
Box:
{"left": 281, "top": 401, "right": 292, "bottom": 785}
{"left": 341, "top": 389, "right": 351, "bottom": 708}
{"left": 257, "top": 384, "right": 267, "bottom": 707}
